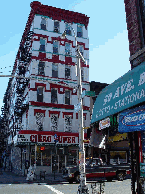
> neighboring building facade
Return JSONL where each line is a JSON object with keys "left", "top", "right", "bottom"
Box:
{"left": 2, "top": 1, "right": 90, "bottom": 175}
{"left": 89, "top": 81, "right": 130, "bottom": 164}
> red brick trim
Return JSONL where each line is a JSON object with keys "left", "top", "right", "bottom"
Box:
{"left": 62, "top": 112, "right": 73, "bottom": 119}
{"left": 30, "top": 82, "right": 78, "bottom": 95}
{"left": 30, "top": 1, "right": 89, "bottom": 28}
{"left": 30, "top": 101, "right": 90, "bottom": 111}
{"left": 76, "top": 113, "right": 87, "bottom": 119}
{"left": 33, "top": 34, "right": 89, "bottom": 51}
{"left": 49, "top": 110, "right": 60, "bottom": 118}
{"left": 34, "top": 109, "right": 46, "bottom": 117}
{"left": 31, "top": 55, "right": 89, "bottom": 68}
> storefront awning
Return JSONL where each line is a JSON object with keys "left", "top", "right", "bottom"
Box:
{"left": 91, "top": 62, "right": 145, "bottom": 123}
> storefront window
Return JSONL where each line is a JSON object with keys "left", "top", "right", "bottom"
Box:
{"left": 67, "top": 149, "right": 78, "bottom": 166}
{"left": 31, "top": 146, "right": 53, "bottom": 166}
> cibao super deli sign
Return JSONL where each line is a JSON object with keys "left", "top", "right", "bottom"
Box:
{"left": 91, "top": 62, "right": 145, "bottom": 123}
{"left": 17, "top": 134, "right": 78, "bottom": 145}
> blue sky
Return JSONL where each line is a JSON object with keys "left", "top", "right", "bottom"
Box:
{"left": 0, "top": 0, "right": 130, "bottom": 115}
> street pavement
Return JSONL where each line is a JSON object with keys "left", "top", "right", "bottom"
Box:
{"left": 0, "top": 170, "right": 136, "bottom": 193}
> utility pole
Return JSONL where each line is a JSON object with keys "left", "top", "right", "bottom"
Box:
{"left": 77, "top": 53, "right": 88, "bottom": 194}
{"left": 62, "top": 26, "right": 89, "bottom": 194}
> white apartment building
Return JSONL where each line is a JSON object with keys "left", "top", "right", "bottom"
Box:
{"left": 3, "top": 1, "right": 90, "bottom": 175}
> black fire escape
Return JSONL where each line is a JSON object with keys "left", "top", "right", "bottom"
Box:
{"left": 14, "top": 30, "right": 34, "bottom": 128}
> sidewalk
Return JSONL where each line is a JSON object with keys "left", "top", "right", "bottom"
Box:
{"left": 0, "top": 169, "right": 65, "bottom": 184}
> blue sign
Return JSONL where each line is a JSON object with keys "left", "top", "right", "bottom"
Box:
{"left": 118, "top": 105, "right": 145, "bottom": 133}
{"left": 54, "top": 134, "right": 58, "bottom": 143}
{"left": 91, "top": 62, "right": 145, "bottom": 123}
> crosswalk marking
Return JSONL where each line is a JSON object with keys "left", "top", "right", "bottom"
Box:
{"left": 44, "top": 185, "right": 64, "bottom": 194}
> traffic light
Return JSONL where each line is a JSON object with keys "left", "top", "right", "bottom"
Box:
{"left": 40, "top": 146, "right": 45, "bottom": 151}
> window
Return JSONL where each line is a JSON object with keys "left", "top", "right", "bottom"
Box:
{"left": 65, "top": 43, "right": 71, "bottom": 55}
{"left": 41, "top": 18, "right": 46, "bottom": 30}
{"left": 51, "top": 114, "right": 58, "bottom": 131}
{"left": 37, "top": 87, "right": 43, "bottom": 102}
{"left": 81, "top": 68, "right": 84, "bottom": 81}
{"left": 54, "top": 21, "right": 59, "bottom": 33}
{"left": 51, "top": 88, "right": 58, "bottom": 104}
{"left": 78, "top": 45, "right": 83, "bottom": 56}
{"left": 64, "top": 115, "right": 72, "bottom": 132}
{"left": 40, "top": 38, "right": 45, "bottom": 51}
{"left": 65, "top": 23, "right": 71, "bottom": 35}
{"left": 36, "top": 112, "right": 44, "bottom": 131}
{"left": 65, "top": 91, "right": 70, "bottom": 105}
{"left": 65, "top": 65, "right": 71, "bottom": 79}
{"left": 52, "top": 63, "right": 58, "bottom": 77}
{"left": 53, "top": 40, "right": 58, "bottom": 54}
{"left": 38, "top": 62, "right": 45, "bottom": 75}
{"left": 77, "top": 25, "right": 83, "bottom": 37}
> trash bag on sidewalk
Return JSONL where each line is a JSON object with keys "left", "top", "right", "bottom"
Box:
{"left": 26, "top": 165, "right": 35, "bottom": 181}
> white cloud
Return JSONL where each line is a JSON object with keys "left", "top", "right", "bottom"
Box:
{"left": 89, "top": 30, "right": 131, "bottom": 84}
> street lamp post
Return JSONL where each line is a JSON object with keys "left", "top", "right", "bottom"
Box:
{"left": 62, "top": 26, "right": 89, "bottom": 194}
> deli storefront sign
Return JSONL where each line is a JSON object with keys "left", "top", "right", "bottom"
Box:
{"left": 118, "top": 105, "right": 145, "bottom": 133}
{"left": 16, "top": 131, "right": 80, "bottom": 145}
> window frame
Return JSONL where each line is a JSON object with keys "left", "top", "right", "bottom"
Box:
{"left": 38, "top": 61, "right": 45, "bottom": 75}
{"left": 50, "top": 114, "right": 58, "bottom": 131}
{"left": 37, "top": 86, "right": 44, "bottom": 102}
{"left": 52, "top": 63, "right": 58, "bottom": 78}
{"left": 54, "top": 20, "right": 60, "bottom": 33}
{"left": 65, "top": 42, "right": 71, "bottom": 55}
{"left": 77, "top": 25, "right": 83, "bottom": 37}
{"left": 35, "top": 112, "right": 44, "bottom": 131}
{"left": 65, "top": 90, "right": 71, "bottom": 105}
{"left": 65, "top": 65, "right": 71, "bottom": 79}
{"left": 41, "top": 17, "right": 47, "bottom": 30}
{"left": 51, "top": 88, "right": 58, "bottom": 104}
{"left": 53, "top": 40, "right": 59, "bottom": 54}
{"left": 64, "top": 115, "right": 72, "bottom": 132}
{"left": 65, "top": 23, "right": 72, "bottom": 35}
{"left": 39, "top": 38, "right": 46, "bottom": 52}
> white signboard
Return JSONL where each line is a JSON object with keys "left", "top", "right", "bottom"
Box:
{"left": 99, "top": 117, "right": 110, "bottom": 130}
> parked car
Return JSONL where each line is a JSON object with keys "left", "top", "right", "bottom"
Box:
{"left": 62, "top": 157, "right": 131, "bottom": 183}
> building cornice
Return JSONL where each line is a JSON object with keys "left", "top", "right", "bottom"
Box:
{"left": 30, "top": 1, "right": 89, "bottom": 28}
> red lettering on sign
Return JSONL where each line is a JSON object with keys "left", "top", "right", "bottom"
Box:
{"left": 30, "top": 135, "right": 36, "bottom": 142}
{"left": 38, "top": 135, "right": 42, "bottom": 142}
{"left": 63, "top": 137, "right": 67, "bottom": 143}
{"left": 67, "top": 137, "right": 71, "bottom": 143}
{"left": 72, "top": 137, "right": 75, "bottom": 143}
{"left": 58, "top": 136, "right": 62, "bottom": 143}
{"left": 47, "top": 136, "right": 51, "bottom": 142}
{"left": 43, "top": 136, "right": 46, "bottom": 142}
